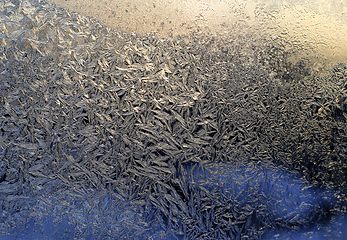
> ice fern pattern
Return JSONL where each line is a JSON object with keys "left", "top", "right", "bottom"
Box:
{"left": 0, "top": 0, "right": 346, "bottom": 239}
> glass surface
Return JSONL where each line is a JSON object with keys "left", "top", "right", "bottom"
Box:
{"left": 0, "top": 0, "right": 346, "bottom": 239}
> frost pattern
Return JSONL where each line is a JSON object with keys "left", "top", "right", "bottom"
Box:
{"left": 0, "top": 0, "right": 346, "bottom": 239}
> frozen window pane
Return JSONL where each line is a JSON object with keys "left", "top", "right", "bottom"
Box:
{"left": 0, "top": 0, "right": 346, "bottom": 239}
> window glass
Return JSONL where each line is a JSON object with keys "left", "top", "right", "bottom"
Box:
{"left": 0, "top": 0, "right": 346, "bottom": 239}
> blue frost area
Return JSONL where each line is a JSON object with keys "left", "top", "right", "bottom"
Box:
{"left": 186, "top": 160, "right": 317, "bottom": 223}
{"left": 2, "top": 217, "right": 80, "bottom": 240}
{"left": 2, "top": 160, "right": 339, "bottom": 240}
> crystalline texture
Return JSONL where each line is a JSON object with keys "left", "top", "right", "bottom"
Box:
{"left": 0, "top": 0, "right": 346, "bottom": 239}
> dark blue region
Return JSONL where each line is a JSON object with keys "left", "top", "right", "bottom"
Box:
{"left": 1, "top": 214, "right": 346, "bottom": 240}
{"left": 186, "top": 162, "right": 316, "bottom": 218}
{"left": 1, "top": 161, "right": 345, "bottom": 240}
{"left": 1, "top": 217, "right": 80, "bottom": 240}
